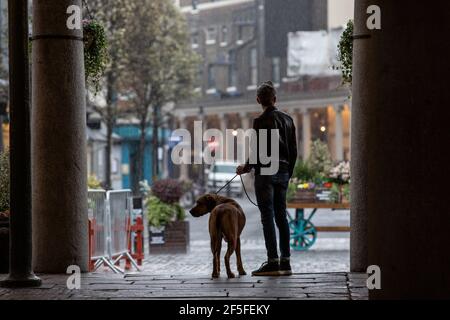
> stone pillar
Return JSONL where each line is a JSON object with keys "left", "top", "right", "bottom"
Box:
{"left": 301, "top": 110, "right": 311, "bottom": 160}
{"left": 239, "top": 112, "right": 250, "bottom": 131}
{"left": 32, "top": 0, "right": 88, "bottom": 273}
{"left": 218, "top": 113, "right": 227, "bottom": 133}
{"left": 348, "top": 102, "right": 352, "bottom": 159}
{"left": 290, "top": 110, "right": 299, "bottom": 153}
{"left": 350, "top": 0, "right": 370, "bottom": 275}
{"left": 334, "top": 105, "right": 344, "bottom": 162}
{"left": 218, "top": 113, "right": 227, "bottom": 160}
{"left": 0, "top": 0, "right": 41, "bottom": 288}
{"left": 178, "top": 116, "right": 189, "bottom": 180}
{"left": 353, "top": 1, "right": 450, "bottom": 298}
{"left": 290, "top": 110, "right": 299, "bottom": 136}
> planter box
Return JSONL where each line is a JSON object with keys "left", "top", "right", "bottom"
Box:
{"left": 315, "top": 188, "right": 332, "bottom": 203}
{"left": 291, "top": 190, "right": 317, "bottom": 203}
{"left": 149, "top": 220, "right": 189, "bottom": 254}
{"left": 0, "top": 219, "right": 9, "bottom": 273}
{"left": 290, "top": 189, "right": 336, "bottom": 203}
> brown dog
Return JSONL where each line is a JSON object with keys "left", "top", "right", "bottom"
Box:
{"left": 190, "top": 194, "right": 246, "bottom": 278}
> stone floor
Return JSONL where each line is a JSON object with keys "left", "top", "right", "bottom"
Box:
{"left": 0, "top": 272, "right": 368, "bottom": 300}
{"left": 0, "top": 196, "right": 364, "bottom": 300}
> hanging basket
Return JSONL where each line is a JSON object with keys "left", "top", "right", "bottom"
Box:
{"left": 83, "top": 19, "right": 109, "bottom": 94}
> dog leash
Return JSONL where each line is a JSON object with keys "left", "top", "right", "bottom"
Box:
{"left": 239, "top": 175, "right": 259, "bottom": 207}
{"left": 214, "top": 174, "right": 238, "bottom": 194}
{"left": 214, "top": 174, "right": 259, "bottom": 207}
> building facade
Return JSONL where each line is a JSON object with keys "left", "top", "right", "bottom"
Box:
{"left": 174, "top": 0, "right": 352, "bottom": 179}
{"left": 86, "top": 113, "right": 123, "bottom": 190}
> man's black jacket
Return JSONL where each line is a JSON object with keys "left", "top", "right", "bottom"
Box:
{"left": 245, "top": 106, "right": 297, "bottom": 177}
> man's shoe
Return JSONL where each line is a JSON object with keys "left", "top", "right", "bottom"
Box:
{"left": 251, "top": 261, "right": 280, "bottom": 276}
{"left": 279, "top": 258, "right": 292, "bottom": 276}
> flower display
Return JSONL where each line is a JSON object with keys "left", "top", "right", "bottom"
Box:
{"left": 329, "top": 161, "right": 350, "bottom": 185}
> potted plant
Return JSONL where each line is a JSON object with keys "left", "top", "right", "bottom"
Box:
{"left": 328, "top": 161, "right": 351, "bottom": 204}
{"left": 144, "top": 179, "right": 188, "bottom": 254}
{"left": 0, "top": 149, "right": 10, "bottom": 273}
{"left": 287, "top": 140, "right": 334, "bottom": 203}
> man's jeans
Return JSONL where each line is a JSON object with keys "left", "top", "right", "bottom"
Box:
{"left": 254, "top": 170, "right": 291, "bottom": 260}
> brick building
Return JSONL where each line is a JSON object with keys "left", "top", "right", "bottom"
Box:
{"left": 173, "top": 0, "right": 352, "bottom": 179}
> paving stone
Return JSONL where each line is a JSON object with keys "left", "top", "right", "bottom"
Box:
{"left": 347, "top": 273, "right": 368, "bottom": 279}
{"left": 0, "top": 272, "right": 369, "bottom": 300}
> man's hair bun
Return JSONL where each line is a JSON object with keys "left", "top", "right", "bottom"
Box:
{"left": 257, "top": 81, "right": 277, "bottom": 106}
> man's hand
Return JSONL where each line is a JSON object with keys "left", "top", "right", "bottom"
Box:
{"left": 236, "top": 165, "right": 250, "bottom": 175}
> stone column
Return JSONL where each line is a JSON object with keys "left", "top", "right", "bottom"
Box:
{"left": 0, "top": 0, "right": 41, "bottom": 287}
{"left": 348, "top": 102, "right": 352, "bottom": 159}
{"left": 350, "top": 0, "right": 370, "bottom": 275}
{"left": 301, "top": 110, "right": 311, "bottom": 160}
{"left": 178, "top": 116, "right": 189, "bottom": 180}
{"left": 354, "top": 1, "right": 450, "bottom": 298}
{"left": 290, "top": 110, "right": 299, "bottom": 135}
{"left": 290, "top": 110, "right": 299, "bottom": 153}
{"left": 218, "top": 113, "right": 227, "bottom": 160}
{"left": 239, "top": 112, "right": 250, "bottom": 131}
{"left": 32, "top": 0, "right": 88, "bottom": 273}
{"left": 218, "top": 113, "right": 227, "bottom": 133}
{"left": 334, "top": 105, "right": 344, "bottom": 162}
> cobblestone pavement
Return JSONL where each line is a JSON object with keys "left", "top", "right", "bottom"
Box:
{"left": 143, "top": 238, "right": 350, "bottom": 276}
{"left": 144, "top": 193, "right": 351, "bottom": 276}
{"left": 0, "top": 272, "right": 368, "bottom": 300}
{"left": 0, "top": 195, "right": 360, "bottom": 300}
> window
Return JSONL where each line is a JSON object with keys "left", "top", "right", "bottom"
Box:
{"left": 249, "top": 48, "right": 258, "bottom": 87}
{"left": 207, "top": 65, "right": 216, "bottom": 89}
{"left": 191, "top": 32, "right": 199, "bottom": 49}
{"left": 228, "top": 50, "right": 237, "bottom": 89}
{"left": 206, "top": 26, "right": 217, "bottom": 45}
{"left": 272, "top": 57, "right": 281, "bottom": 85}
{"left": 221, "top": 26, "right": 228, "bottom": 46}
{"left": 112, "top": 158, "right": 119, "bottom": 174}
{"left": 237, "top": 25, "right": 243, "bottom": 44}
{"left": 195, "top": 67, "right": 203, "bottom": 92}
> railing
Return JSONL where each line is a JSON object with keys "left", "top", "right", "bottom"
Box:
{"left": 88, "top": 189, "right": 142, "bottom": 274}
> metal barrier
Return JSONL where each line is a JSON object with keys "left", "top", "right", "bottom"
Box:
{"left": 107, "top": 190, "right": 140, "bottom": 272}
{"left": 88, "top": 189, "right": 141, "bottom": 274}
{"left": 88, "top": 190, "right": 115, "bottom": 272}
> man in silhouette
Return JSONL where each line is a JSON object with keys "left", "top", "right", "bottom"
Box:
{"left": 237, "top": 81, "right": 297, "bottom": 276}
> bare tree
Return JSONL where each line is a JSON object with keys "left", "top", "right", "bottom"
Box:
{"left": 123, "top": 0, "right": 199, "bottom": 191}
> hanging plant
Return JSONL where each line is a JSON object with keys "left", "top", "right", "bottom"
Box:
{"left": 83, "top": 19, "right": 109, "bottom": 94}
{"left": 334, "top": 20, "right": 353, "bottom": 86}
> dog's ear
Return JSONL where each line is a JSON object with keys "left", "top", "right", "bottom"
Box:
{"left": 205, "top": 194, "right": 217, "bottom": 211}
